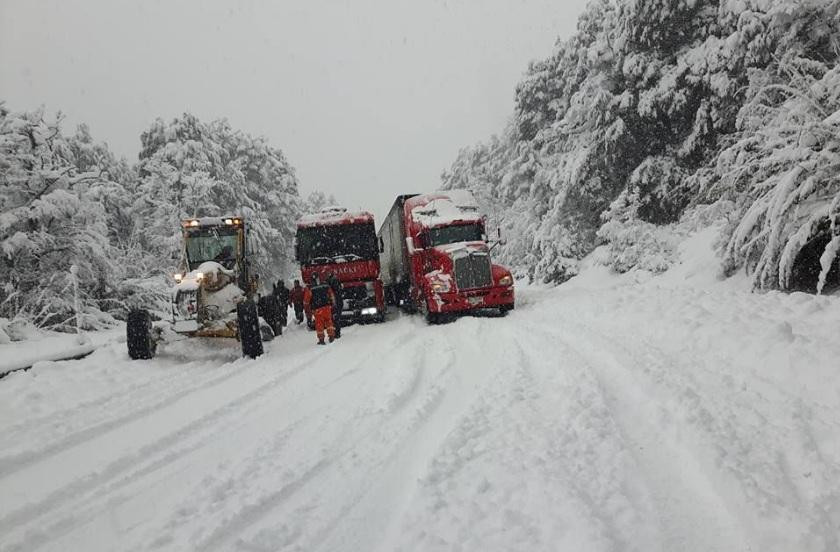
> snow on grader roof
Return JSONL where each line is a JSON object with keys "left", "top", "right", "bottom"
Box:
{"left": 180, "top": 216, "right": 244, "bottom": 228}
{"left": 409, "top": 190, "right": 482, "bottom": 227}
{"left": 297, "top": 206, "right": 374, "bottom": 228}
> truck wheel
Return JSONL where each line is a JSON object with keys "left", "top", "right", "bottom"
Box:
{"left": 127, "top": 309, "right": 156, "bottom": 360}
{"left": 419, "top": 299, "right": 441, "bottom": 325}
{"left": 500, "top": 303, "right": 514, "bottom": 315}
{"left": 237, "top": 300, "right": 264, "bottom": 358}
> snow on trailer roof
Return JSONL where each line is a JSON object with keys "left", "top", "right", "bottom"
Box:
{"left": 409, "top": 190, "right": 483, "bottom": 227}
{"left": 297, "top": 207, "right": 375, "bottom": 228}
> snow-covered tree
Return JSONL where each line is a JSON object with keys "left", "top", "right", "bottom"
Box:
{"left": 301, "top": 190, "right": 338, "bottom": 215}
{"left": 442, "top": 0, "right": 840, "bottom": 289}
{"left": 720, "top": 62, "right": 840, "bottom": 292}
{"left": 133, "top": 113, "right": 302, "bottom": 281}
{"left": 0, "top": 105, "right": 125, "bottom": 329}
{"left": 0, "top": 106, "right": 309, "bottom": 335}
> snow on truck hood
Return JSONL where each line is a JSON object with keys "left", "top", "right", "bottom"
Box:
{"left": 410, "top": 190, "right": 483, "bottom": 228}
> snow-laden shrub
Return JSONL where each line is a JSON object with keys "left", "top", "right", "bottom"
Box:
{"left": 597, "top": 191, "right": 679, "bottom": 274}
{"left": 0, "top": 318, "right": 10, "bottom": 344}
{"left": 597, "top": 218, "right": 678, "bottom": 274}
{"left": 720, "top": 64, "right": 840, "bottom": 293}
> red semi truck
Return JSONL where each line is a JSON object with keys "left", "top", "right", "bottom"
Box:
{"left": 294, "top": 207, "right": 386, "bottom": 323}
{"left": 378, "top": 191, "right": 514, "bottom": 322}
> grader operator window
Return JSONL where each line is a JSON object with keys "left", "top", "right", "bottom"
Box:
{"left": 185, "top": 227, "right": 239, "bottom": 270}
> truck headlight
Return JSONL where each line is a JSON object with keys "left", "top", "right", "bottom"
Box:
{"left": 429, "top": 278, "right": 450, "bottom": 293}
{"left": 195, "top": 272, "right": 204, "bottom": 281}
{"left": 361, "top": 307, "right": 378, "bottom": 316}
{"left": 174, "top": 273, "right": 183, "bottom": 283}
{"left": 498, "top": 275, "right": 513, "bottom": 287}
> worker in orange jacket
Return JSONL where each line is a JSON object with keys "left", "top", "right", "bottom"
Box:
{"left": 303, "top": 273, "right": 336, "bottom": 345}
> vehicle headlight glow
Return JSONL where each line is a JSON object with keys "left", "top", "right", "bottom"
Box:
{"left": 361, "top": 307, "right": 378, "bottom": 316}
{"left": 429, "top": 277, "right": 450, "bottom": 293}
{"left": 174, "top": 273, "right": 183, "bottom": 283}
{"left": 498, "top": 275, "right": 513, "bottom": 286}
{"left": 195, "top": 272, "right": 204, "bottom": 280}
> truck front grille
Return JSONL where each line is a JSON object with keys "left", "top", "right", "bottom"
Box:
{"left": 453, "top": 253, "right": 492, "bottom": 290}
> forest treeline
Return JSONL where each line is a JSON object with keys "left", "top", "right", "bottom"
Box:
{"left": 0, "top": 107, "right": 314, "bottom": 336}
{"left": 442, "top": 0, "right": 840, "bottom": 292}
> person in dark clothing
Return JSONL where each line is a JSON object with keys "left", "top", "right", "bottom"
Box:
{"left": 258, "top": 292, "right": 282, "bottom": 336}
{"left": 303, "top": 273, "right": 335, "bottom": 345}
{"left": 326, "top": 272, "right": 343, "bottom": 339}
{"left": 273, "top": 280, "right": 290, "bottom": 327}
{"left": 290, "top": 280, "right": 305, "bottom": 324}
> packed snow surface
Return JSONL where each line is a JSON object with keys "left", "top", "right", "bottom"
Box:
{"left": 1, "top": 232, "right": 838, "bottom": 551}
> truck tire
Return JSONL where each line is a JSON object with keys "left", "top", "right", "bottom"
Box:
{"left": 127, "top": 309, "right": 156, "bottom": 360}
{"left": 418, "top": 298, "right": 441, "bottom": 325}
{"left": 500, "top": 303, "right": 514, "bottom": 315}
{"left": 237, "top": 300, "right": 264, "bottom": 358}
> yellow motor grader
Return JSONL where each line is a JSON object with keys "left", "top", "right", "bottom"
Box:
{"left": 127, "top": 216, "right": 281, "bottom": 360}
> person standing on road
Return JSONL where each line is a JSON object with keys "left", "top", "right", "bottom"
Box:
{"left": 327, "top": 272, "right": 343, "bottom": 339}
{"left": 303, "top": 274, "right": 335, "bottom": 345}
{"left": 273, "top": 279, "right": 290, "bottom": 328}
{"left": 290, "top": 279, "right": 305, "bottom": 324}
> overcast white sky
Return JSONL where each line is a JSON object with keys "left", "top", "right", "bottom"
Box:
{"left": 0, "top": 0, "right": 588, "bottom": 220}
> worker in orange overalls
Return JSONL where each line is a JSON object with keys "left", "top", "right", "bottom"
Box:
{"left": 303, "top": 273, "right": 336, "bottom": 345}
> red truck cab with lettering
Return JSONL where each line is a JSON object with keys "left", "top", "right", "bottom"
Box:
{"left": 295, "top": 207, "right": 385, "bottom": 323}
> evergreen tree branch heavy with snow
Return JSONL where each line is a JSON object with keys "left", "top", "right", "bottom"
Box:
{"left": 442, "top": 0, "right": 840, "bottom": 293}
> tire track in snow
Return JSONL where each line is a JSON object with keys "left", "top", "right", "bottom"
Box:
{"left": 0, "top": 358, "right": 244, "bottom": 477}
{"left": 9, "top": 323, "right": 423, "bottom": 552}
{"left": 551, "top": 319, "right": 839, "bottom": 552}
{"left": 191, "top": 321, "right": 476, "bottom": 552}
{"left": 0, "top": 345, "right": 333, "bottom": 545}
{"left": 187, "top": 328, "right": 441, "bottom": 552}
{"left": 302, "top": 319, "right": 515, "bottom": 552}
{"left": 393, "top": 323, "right": 660, "bottom": 552}
{"left": 523, "top": 320, "right": 753, "bottom": 551}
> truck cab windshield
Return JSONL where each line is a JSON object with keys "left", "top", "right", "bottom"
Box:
{"left": 428, "top": 224, "right": 483, "bottom": 247}
{"left": 296, "top": 223, "right": 378, "bottom": 265}
{"left": 185, "top": 228, "right": 239, "bottom": 270}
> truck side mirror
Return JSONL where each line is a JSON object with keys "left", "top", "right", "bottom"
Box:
{"left": 378, "top": 236, "right": 384, "bottom": 253}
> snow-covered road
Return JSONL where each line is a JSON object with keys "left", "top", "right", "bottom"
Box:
{"left": 1, "top": 244, "right": 839, "bottom": 551}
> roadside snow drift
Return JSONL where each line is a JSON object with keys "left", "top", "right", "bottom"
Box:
{"left": 0, "top": 230, "right": 838, "bottom": 552}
